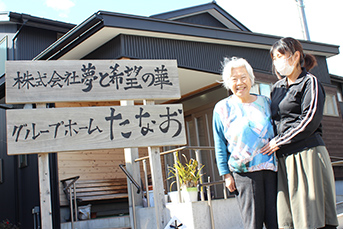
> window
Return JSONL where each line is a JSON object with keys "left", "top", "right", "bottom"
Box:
{"left": 337, "top": 90, "right": 342, "bottom": 102}
{"left": 250, "top": 84, "right": 259, "bottom": 95}
{"left": 18, "top": 155, "right": 28, "bottom": 168}
{"left": 251, "top": 82, "right": 272, "bottom": 98}
{"left": 323, "top": 93, "right": 339, "bottom": 116}
{"left": 0, "top": 36, "right": 7, "bottom": 77}
{"left": 259, "top": 83, "right": 272, "bottom": 98}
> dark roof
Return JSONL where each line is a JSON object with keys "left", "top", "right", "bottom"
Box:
{"left": 34, "top": 2, "right": 340, "bottom": 60}
{"left": 150, "top": 2, "right": 250, "bottom": 31}
{"left": 7, "top": 12, "right": 75, "bottom": 33}
{"left": 330, "top": 74, "right": 343, "bottom": 82}
{"left": 34, "top": 12, "right": 103, "bottom": 60}
{"left": 0, "top": 12, "right": 76, "bottom": 97}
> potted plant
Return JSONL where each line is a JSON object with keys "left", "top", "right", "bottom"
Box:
{"left": 167, "top": 152, "right": 204, "bottom": 202}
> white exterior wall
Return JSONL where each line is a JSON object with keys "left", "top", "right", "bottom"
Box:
{"left": 136, "top": 198, "right": 243, "bottom": 229}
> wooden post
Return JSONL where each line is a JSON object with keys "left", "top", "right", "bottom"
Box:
{"left": 173, "top": 151, "right": 182, "bottom": 203}
{"left": 120, "top": 100, "right": 142, "bottom": 229}
{"left": 195, "top": 149, "right": 205, "bottom": 201}
{"left": 145, "top": 100, "right": 166, "bottom": 229}
{"left": 36, "top": 103, "right": 53, "bottom": 229}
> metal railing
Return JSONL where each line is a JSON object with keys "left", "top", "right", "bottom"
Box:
{"left": 119, "top": 164, "right": 141, "bottom": 229}
{"left": 119, "top": 164, "right": 141, "bottom": 194}
{"left": 135, "top": 146, "right": 227, "bottom": 205}
{"left": 331, "top": 156, "right": 343, "bottom": 166}
{"left": 60, "top": 176, "right": 80, "bottom": 229}
{"left": 198, "top": 177, "right": 225, "bottom": 229}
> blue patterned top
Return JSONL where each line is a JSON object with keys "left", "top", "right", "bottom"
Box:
{"left": 212, "top": 94, "right": 277, "bottom": 175}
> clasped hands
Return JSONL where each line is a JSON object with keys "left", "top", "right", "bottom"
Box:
{"left": 224, "top": 138, "right": 279, "bottom": 192}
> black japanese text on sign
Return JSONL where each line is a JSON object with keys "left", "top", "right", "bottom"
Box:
{"left": 6, "top": 105, "right": 186, "bottom": 155}
{"left": 5, "top": 60, "right": 180, "bottom": 104}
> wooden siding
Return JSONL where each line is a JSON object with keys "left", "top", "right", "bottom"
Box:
{"left": 57, "top": 146, "right": 167, "bottom": 206}
{"left": 57, "top": 101, "right": 120, "bottom": 205}
{"left": 58, "top": 148, "right": 126, "bottom": 206}
{"left": 321, "top": 86, "right": 343, "bottom": 179}
{"left": 322, "top": 115, "right": 343, "bottom": 179}
{"left": 55, "top": 101, "right": 169, "bottom": 206}
{"left": 58, "top": 149, "right": 127, "bottom": 181}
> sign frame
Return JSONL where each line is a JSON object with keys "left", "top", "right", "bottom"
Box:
{"left": 5, "top": 59, "right": 180, "bottom": 104}
{"left": 6, "top": 104, "right": 186, "bottom": 155}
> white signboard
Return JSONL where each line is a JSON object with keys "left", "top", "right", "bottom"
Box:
{"left": 7, "top": 104, "right": 186, "bottom": 155}
{"left": 5, "top": 59, "right": 180, "bottom": 104}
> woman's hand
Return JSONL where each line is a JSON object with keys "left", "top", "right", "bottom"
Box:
{"left": 261, "top": 138, "right": 279, "bottom": 156}
{"left": 224, "top": 173, "right": 236, "bottom": 193}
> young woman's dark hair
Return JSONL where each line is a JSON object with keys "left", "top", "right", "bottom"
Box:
{"left": 270, "top": 37, "right": 317, "bottom": 72}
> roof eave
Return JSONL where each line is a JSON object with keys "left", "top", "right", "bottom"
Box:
{"left": 8, "top": 12, "right": 75, "bottom": 33}
{"left": 330, "top": 74, "right": 343, "bottom": 82}
{"left": 34, "top": 12, "right": 104, "bottom": 60}
{"left": 34, "top": 11, "right": 340, "bottom": 60}
{"left": 101, "top": 11, "right": 339, "bottom": 56}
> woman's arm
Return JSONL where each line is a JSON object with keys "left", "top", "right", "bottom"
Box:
{"left": 275, "top": 74, "right": 325, "bottom": 147}
{"left": 261, "top": 74, "right": 325, "bottom": 155}
{"left": 212, "top": 110, "right": 231, "bottom": 176}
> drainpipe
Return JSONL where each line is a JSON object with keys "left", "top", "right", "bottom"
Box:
{"left": 10, "top": 18, "right": 28, "bottom": 226}
{"left": 11, "top": 18, "right": 28, "bottom": 60}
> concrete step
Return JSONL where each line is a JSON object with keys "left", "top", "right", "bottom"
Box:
{"left": 338, "top": 214, "right": 343, "bottom": 229}
{"left": 104, "top": 228, "right": 130, "bottom": 229}
{"left": 61, "top": 215, "right": 130, "bottom": 229}
{"left": 337, "top": 195, "right": 343, "bottom": 229}
{"left": 337, "top": 202, "right": 343, "bottom": 215}
{"left": 337, "top": 195, "right": 343, "bottom": 215}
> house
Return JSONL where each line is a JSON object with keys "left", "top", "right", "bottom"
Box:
{"left": 1, "top": 2, "right": 342, "bottom": 228}
{"left": 0, "top": 12, "right": 75, "bottom": 228}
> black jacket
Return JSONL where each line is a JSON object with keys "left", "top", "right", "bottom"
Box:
{"left": 271, "top": 68, "right": 326, "bottom": 158}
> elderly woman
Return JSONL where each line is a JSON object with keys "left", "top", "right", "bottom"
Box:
{"left": 212, "top": 57, "right": 278, "bottom": 229}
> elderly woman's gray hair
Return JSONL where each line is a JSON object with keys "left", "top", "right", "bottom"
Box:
{"left": 221, "top": 57, "right": 255, "bottom": 90}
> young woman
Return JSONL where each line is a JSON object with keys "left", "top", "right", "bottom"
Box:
{"left": 213, "top": 57, "right": 278, "bottom": 229}
{"left": 261, "top": 37, "right": 338, "bottom": 229}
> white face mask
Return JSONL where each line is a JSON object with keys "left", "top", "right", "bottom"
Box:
{"left": 273, "top": 56, "right": 295, "bottom": 76}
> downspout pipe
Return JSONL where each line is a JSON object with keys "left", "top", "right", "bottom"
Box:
{"left": 10, "top": 17, "right": 28, "bottom": 226}
{"left": 12, "top": 18, "right": 28, "bottom": 61}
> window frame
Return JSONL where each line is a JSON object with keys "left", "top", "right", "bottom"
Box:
{"left": 0, "top": 36, "right": 8, "bottom": 77}
{"left": 323, "top": 93, "right": 339, "bottom": 117}
{"left": 251, "top": 81, "right": 272, "bottom": 98}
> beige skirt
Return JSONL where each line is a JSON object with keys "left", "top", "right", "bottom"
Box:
{"left": 277, "top": 146, "right": 338, "bottom": 229}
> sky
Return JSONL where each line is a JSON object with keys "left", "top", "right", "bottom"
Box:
{"left": 0, "top": 0, "right": 342, "bottom": 76}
